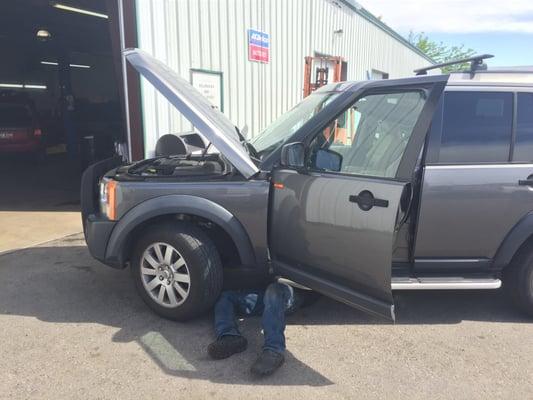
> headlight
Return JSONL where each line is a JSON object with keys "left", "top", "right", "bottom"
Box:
{"left": 99, "top": 178, "right": 118, "bottom": 220}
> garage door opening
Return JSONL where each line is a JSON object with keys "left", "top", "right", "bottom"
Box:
{"left": 0, "top": 0, "right": 129, "bottom": 252}
{"left": 0, "top": 0, "right": 128, "bottom": 210}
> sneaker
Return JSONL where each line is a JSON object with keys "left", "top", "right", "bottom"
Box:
{"left": 250, "top": 349, "right": 285, "bottom": 377}
{"left": 207, "top": 335, "right": 248, "bottom": 360}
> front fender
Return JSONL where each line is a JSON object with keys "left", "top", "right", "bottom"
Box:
{"left": 493, "top": 211, "right": 533, "bottom": 270}
{"left": 105, "top": 194, "right": 256, "bottom": 267}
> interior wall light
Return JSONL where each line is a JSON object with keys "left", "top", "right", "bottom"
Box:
{"left": 36, "top": 29, "right": 52, "bottom": 41}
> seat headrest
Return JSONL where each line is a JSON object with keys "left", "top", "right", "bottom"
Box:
{"left": 155, "top": 134, "right": 189, "bottom": 156}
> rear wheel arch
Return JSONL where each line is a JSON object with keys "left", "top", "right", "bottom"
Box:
{"left": 502, "top": 235, "right": 533, "bottom": 318}
{"left": 493, "top": 212, "right": 533, "bottom": 271}
{"left": 488, "top": 214, "right": 533, "bottom": 317}
{"left": 106, "top": 195, "right": 256, "bottom": 268}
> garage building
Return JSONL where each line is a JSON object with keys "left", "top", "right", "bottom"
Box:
{"left": 124, "top": 0, "right": 434, "bottom": 159}
{"left": 0, "top": 0, "right": 433, "bottom": 219}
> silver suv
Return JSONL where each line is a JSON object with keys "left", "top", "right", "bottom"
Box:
{"left": 81, "top": 50, "right": 533, "bottom": 321}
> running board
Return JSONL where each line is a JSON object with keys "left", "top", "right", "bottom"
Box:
{"left": 391, "top": 277, "right": 501, "bottom": 290}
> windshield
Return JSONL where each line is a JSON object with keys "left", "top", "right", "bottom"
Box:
{"left": 250, "top": 90, "right": 341, "bottom": 158}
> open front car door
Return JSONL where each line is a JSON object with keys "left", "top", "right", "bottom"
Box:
{"left": 269, "top": 75, "right": 449, "bottom": 321}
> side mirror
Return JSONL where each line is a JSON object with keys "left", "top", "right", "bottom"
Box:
{"left": 280, "top": 142, "right": 305, "bottom": 168}
{"left": 315, "top": 148, "right": 342, "bottom": 172}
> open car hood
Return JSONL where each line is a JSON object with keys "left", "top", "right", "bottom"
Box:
{"left": 124, "top": 48, "right": 259, "bottom": 179}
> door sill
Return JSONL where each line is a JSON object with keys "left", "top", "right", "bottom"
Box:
{"left": 413, "top": 258, "right": 492, "bottom": 273}
{"left": 391, "top": 277, "right": 501, "bottom": 290}
{"left": 274, "top": 260, "right": 395, "bottom": 321}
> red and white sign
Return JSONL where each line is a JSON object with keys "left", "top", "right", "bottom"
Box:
{"left": 248, "top": 29, "right": 269, "bottom": 63}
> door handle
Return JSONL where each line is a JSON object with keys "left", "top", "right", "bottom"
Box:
{"left": 349, "top": 190, "right": 389, "bottom": 211}
{"left": 519, "top": 179, "right": 533, "bottom": 186}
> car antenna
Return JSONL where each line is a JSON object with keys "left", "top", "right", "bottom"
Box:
{"left": 414, "top": 54, "right": 494, "bottom": 76}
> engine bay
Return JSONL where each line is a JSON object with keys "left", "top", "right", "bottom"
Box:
{"left": 125, "top": 154, "right": 229, "bottom": 178}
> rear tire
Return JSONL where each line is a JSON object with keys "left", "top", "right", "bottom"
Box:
{"left": 505, "top": 246, "right": 533, "bottom": 318}
{"left": 131, "top": 222, "right": 223, "bottom": 321}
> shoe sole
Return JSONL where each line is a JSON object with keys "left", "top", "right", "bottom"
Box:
{"left": 208, "top": 343, "right": 247, "bottom": 360}
{"left": 250, "top": 358, "right": 285, "bottom": 377}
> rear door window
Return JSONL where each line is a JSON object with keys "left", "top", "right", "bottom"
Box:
{"left": 513, "top": 93, "right": 533, "bottom": 162}
{"left": 430, "top": 91, "right": 513, "bottom": 163}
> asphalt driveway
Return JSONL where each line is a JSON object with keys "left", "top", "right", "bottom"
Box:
{"left": 0, "top": 234, "right": 531, "bottom": 399}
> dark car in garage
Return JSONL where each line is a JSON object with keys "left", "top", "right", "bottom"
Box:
{"left": 0, "top": 93, "right": 44, "bottom": 158}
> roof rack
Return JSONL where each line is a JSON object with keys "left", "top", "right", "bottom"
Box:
{"left": 414, "top": 54, "right": 494, "bottom": 76}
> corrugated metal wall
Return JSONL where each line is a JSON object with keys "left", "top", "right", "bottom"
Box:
{"left": 135, "top": 0, "right": 432, "bottom": 157}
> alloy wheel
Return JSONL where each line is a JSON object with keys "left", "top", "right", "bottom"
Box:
{"left": 140, "top": 242, "right": 191, "bottom": 308}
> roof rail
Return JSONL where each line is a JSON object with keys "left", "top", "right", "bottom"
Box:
{"left": 414, "top": 54, "right": 494, "bottom": 75}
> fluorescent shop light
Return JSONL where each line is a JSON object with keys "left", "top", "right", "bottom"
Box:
{"left": 52, "top": 3, "right": 108, "bottom": 19}
{"left": 0, "top": 83, "right": 47, "bottom": 90}
{"left": 41, "top": 61, "right": 91, "bottom": 69}
{"left": 69, "top": 63, "right": 91, "bottom": 69}
{"left": 24, "top": 84, "right": 47, "bottom": 90}
{"left": 0, "top": 83, "right": 24, "bottom": 88}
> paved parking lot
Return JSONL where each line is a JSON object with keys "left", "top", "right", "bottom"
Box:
{"left": 0, "top": 234, "right": 531, "bottom": 399}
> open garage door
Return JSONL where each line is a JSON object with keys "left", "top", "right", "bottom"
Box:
{"left": 0, "top": 0, "right": 129, "bottom": 253}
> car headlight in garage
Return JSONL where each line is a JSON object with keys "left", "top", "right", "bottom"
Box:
{"left": 99, "top": 178, "right": 118, "bottom": 220}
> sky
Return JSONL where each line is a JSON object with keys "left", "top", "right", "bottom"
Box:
{"left": 360, "top": 0, "right": 533, "bottom": 66}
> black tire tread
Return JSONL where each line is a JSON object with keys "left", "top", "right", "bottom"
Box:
{"left": 178, "top": 226, "right": 223, "bottom": 310}
{"left": 505, "top": 242, "right": 533, "bottom": 318}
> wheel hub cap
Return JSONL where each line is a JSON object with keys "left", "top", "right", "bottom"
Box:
{"left": 140, "top": 242, "right": 191, "bottom": 308}
{"left": 158, "top": 266, "right": 173, "bottom": 281}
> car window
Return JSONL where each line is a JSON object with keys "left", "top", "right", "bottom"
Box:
{"left": 250, "top": 90, "right": 341, "bottom": 158}
{"left": 513, "top": 93, "right": 533, "bottom": 162}
{"left": 433, "top": 91, "right": 513, "bottom": 163}
{"left": 306, "top": 91, "right": 426, "bottom": 178}
{"left": 0, "top": 104, "right": 33, "bottom": 126}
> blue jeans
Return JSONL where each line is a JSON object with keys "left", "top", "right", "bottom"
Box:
{"left": 214, "top": 282, "right": 294, "bottom": 354}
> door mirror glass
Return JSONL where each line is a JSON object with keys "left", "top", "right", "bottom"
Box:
{"left": 280, "top": 142, "right": 305, "bottom": 168}
{"left": 315, "top": 148, "right": 342, "bottom": 171}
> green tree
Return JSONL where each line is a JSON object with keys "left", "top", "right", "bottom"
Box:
{"left": 409, "top": 32, "right": 476, "bottom": 73}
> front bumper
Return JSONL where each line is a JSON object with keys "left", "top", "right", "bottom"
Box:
{"left": 84, "top": 214, "right": 119, "bottom": 267}
{"left": 81, "top": 156, "right": 125, "bottom": 268}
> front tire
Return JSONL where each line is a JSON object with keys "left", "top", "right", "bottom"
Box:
{"left": 131, "top": 222, "right": 223, "bottom": 321}
{"left": 505, "top": 246, "right": 533, "bottom": 318}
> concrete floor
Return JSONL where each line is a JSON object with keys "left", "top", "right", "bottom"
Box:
{"left": 0, "top": 155, "right": 82, "bottom": 254}
{"left": 0, "top": 234, "right": 531, "bottom": 400}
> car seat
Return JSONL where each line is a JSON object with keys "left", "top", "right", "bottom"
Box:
{"left": 155, "top": 134, "right": 190, "bottom": 156}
